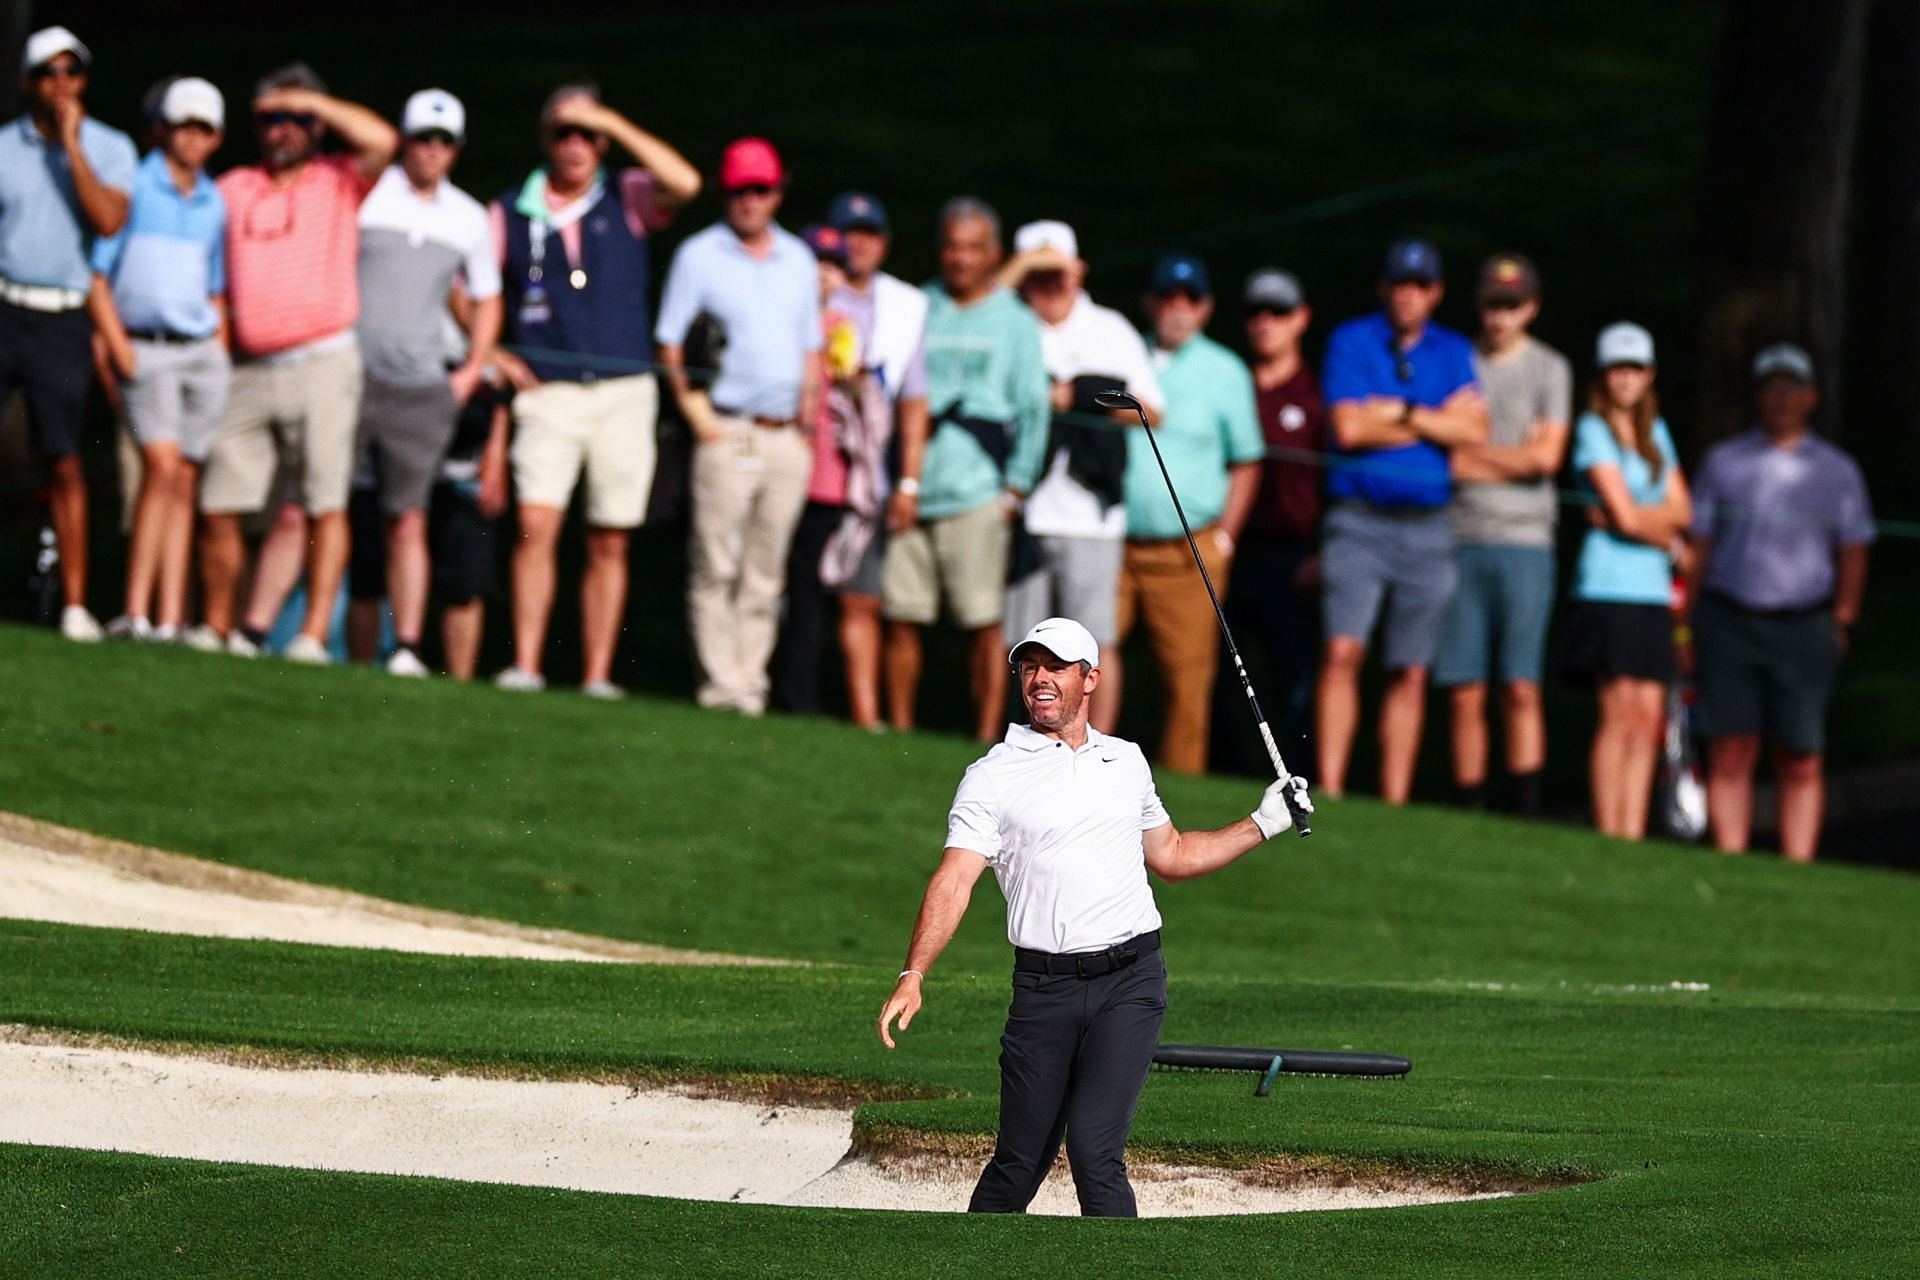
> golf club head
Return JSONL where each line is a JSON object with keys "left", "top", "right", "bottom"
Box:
{"left": 1093, "top": 390, "right": 1142, "bottom": 411}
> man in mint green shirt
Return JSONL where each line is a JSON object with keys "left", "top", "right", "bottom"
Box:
{"left": 1093, "top": 253, "right": 1263, "bottom": 774}
{"left": 881, "top": 197, "right": 1050, "bottom": 742}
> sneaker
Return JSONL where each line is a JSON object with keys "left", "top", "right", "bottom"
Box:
{"left": 225, "top": 630, "right": 261, "bottom": 658}
{"left": 284, "top": 633, "right": 331, "bottom": 665}
{"left": 150, "top": 624, "right": 179, "bottom": 644}
{"left": 60, "top": 606, "right": 104, "bottom": 643}
{"left": 181, "top": 624, "right": 224, "bottom": 653}
{"left": 494, "top": 666, "right": 546, "bottom": 693}
{"left": 581, "top": 679, "right": 627, "bottom": 701}
{"left": 105, "top": 615, "right": 154, "bottom": 641}
{"left": 385, "top": 647, "right": 430, "bottom": 678}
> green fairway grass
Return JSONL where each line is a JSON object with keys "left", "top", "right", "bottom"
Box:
{"left": 3, "top": 623, "right": 1919, "bottom": 1275}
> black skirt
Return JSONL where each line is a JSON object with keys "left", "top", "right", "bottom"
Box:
{"left": 1556, "top": 599, "right": 1675, "bottom": 684}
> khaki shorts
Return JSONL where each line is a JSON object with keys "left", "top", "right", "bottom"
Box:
{"left": 200, "top": 343, "right": 363, "bottom": 516}
{"left": 510, "top": 373, "right": 659, "bottom": 529}
{"left": 882, "top": 499, "right": 1011, "bottom": 629}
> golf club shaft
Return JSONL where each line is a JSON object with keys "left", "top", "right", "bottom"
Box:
{"left": 1121, "top": 401, "right": 1310, "bottom": 837}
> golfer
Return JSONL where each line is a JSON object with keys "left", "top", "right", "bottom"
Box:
{"left": 876, "top": 616, "right": 1311, "bottom": 1216}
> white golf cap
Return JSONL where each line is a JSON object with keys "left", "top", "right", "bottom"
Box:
{"left": 160, "top": 78, "right": 225, "bottom": 130}
{"left": 1008, "top": 617, "right": 1100, "bottom": 668}
{"left": 402, "top": 88, "right": 466, "bottom": 141}
{"left": 1752, "top": 342, "right": 1814, "bottom": 384}
{"left": 1596, "top": 321, "right": 1656, "bottom": 368}
{"left": 1013, "top": 219, "right": 1079, "bottom": 261}
{"left": 22, "top": 26, "right": 91, "bottom": 73}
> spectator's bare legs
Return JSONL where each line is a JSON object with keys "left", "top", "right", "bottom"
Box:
{"left": 385, "top": 509, "right": 431, "bottom": 651}
{"left": 198, "top": 513, "right": 247, "bottom": 635}
{"left": 154, "top": 460, "right": 199, "bottom": 633}
{"left": 46, "top": 454, "right": 89, "bottom": 608}
{"left": 124, "top": 442, "right": 185, "bottom": 623}
{"left": 1315, "top": 637, "right": 1365, "bottom": 797}
{"left": 580, "top": 526, "right": 629, "bottom": 688}
{"left": 839, "top": 593, "right": 884, "bottom": 729}
{"left": 346, "top": 600, "right": 381, "bottom": 664}
{"left": 442, "top": 601, "right": 484, "bottom": 680}
{"left": 1591, "top": 676, "right": 1663, "bottom": 838}
{"left": 1378, "top": 665, "right": 1428, "bottom": 805}
{"left": 242, "top": 504, "right": 308, "bottom": 634}
{"left": 508, "top": 504, "right": 563, "bottom": 678}
{"left": 1705, "top": 733, "right": 1760, "bottom": 853}
{"left": 297, "top": 510, "right": 350, "bottom": 643}
{"left": 1448, "top": 682, "right": 1490, "bottom": 792}
{"left": 1501, "top": 680, "right": 1546, "bottom": 776}
{"left": 1772, "top": 747, "right": 1823, "bottom": 862}
{"left": 1091, "top": 646, "right": 1122, "bottom": 734}
{"left": 884, "top": 620, "right": 921, "bottom": 731}
{"left": 970, "top": 624, "right": 1007, "bottom": 743}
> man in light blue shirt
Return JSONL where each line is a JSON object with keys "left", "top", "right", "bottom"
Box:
{"left": 1095, "top": 253, "right": 1264, "bottom": 774}
{"left": 0, "top": 26, "right": 137, "bottom": 643}
{"left": 657, "top": 137, "right": 822, "bottom": 716}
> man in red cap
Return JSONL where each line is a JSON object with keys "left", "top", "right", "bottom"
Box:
{"left": 656, "top": 139, "right": 823, "bottom": 716}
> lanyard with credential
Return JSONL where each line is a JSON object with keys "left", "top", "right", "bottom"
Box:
{"left": 519, "top": 180, "right": 604, "bottom": 328}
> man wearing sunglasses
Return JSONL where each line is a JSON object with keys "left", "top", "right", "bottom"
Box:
{"left": 1317, "top": 238, "right": 1488, "bottom": 805}
{"left": 347, "top": 89, "right": 501, "bottom": 679}
{"left": 0, "top": 26, "right": 138, "bottom": 643}
{"left": 194, "top": 63, "right": 397, "bottom": 663}
{"left": 492, "top": 84, "right": 700, "bottom": 697}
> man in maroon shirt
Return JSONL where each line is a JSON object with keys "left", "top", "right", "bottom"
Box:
{"left": 1210, "top": 269, "right": 1326, "bottom": 773}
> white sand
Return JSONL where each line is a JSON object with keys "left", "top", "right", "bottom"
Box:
{"left": 0, "top": 1030, "right": 1510, "bottom": 1216}
{"left": 0, "top": 813, "right": 776, "bottom": 965}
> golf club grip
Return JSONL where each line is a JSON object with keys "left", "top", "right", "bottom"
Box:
{"left": 1256, "top": 720, "right": 1311, "bottom": 838}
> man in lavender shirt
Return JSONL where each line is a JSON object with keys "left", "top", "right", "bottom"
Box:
{"left": 1686, "top": 344, "right": 1874, "bottom": 862}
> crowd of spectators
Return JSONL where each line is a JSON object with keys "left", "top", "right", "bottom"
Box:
{"left": 0, "top": 28, "right": 1881, "bottom": 860}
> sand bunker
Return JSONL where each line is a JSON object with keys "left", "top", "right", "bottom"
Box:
{"left": 0, "top": 1028, "right": 1516, "bottom": 1217}
{"left": 0, "top": 812, "right": 779, "bottom": 965}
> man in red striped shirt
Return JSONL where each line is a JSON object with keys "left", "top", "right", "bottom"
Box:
{"left": 188, "top": 64, "right": 396, "bottom": 662}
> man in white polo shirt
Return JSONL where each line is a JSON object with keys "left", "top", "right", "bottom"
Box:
{"left": 876, "top": 616, "right": 1311, "bottom": 1217}
{"left": 998, "top": 220, "right": 1163, "bottom": 678}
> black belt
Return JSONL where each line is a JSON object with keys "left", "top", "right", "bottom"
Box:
{"left": 1014, "top": 930, "right": 1160, "bottom": 978}
{"left": 127, "top": 328, "right": 211, "bottom": 345}
{"left": 1704, "top": 589, "right": 1831, "bottom": 620}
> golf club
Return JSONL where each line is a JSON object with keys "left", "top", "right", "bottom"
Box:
{"left": 1094, "top": 389, "right": 1310, "bottom": 837}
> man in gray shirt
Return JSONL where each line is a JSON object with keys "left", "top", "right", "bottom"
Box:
{"left": 1432, "top": 255, "right": 1570, "bottom": 814}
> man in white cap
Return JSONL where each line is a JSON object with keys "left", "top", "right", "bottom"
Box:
{"left": 876, "top": 615, "right": 1311, "bottom": 1217}
{"left": 997, "top": 220, "right": 1164, "bottom": 683}
{"left": 347, "top": 89, "right": 501, "bottom": 677}
{"left": 0, "top": 26, "right": 138, "bottom": 642}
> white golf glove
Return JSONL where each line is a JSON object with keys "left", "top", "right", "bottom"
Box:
{"left": 1251, "top": 775, "right": 1314, "bottom": 840}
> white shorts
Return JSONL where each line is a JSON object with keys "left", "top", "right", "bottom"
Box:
{"left": 510, "top": 373, "right": 659, "bottom": 529}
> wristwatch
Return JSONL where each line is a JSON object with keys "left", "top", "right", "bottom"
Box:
{"left": 1399, "top": 398, "right": 1416, "bottom": 425}
{"left": 897, "top": 476, "right": 921, "bottom": 497}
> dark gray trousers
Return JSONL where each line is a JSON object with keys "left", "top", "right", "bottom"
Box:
{"left": 968, "top": 951, "right": 1167, "bottom": 1217}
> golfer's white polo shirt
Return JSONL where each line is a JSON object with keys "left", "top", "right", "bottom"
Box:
{"left": 947, "top": 724, "right": 1168, "bottom": 953}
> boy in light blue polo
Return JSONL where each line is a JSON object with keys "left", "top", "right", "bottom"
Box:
{"left": 89, "top": 76, "right": 231, "bottom": 642}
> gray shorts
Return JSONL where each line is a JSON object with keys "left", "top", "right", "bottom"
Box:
{"left": 355, "top": 377, "right": 459, "bottom": 516}
{"left": 121, "top": 336, "right": 231, "bottom": 462}
{"left": 1693, "top": 591, "right": 1839, "bottom": 755}
{"left": 1320, "top": 500, "right": 1457, "bottom": 670}
{"left": 1004, "top": 532, "right": 1123, "bottom": 645}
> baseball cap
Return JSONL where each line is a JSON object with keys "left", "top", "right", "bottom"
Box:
{"left": 1383, "top": 238, "right": 1443, "bottom": 285}
{"left": 827, "top": 191, "right": 889, "bottom": 234}
{"left": 1013, "top": 219, "right": 1079, "bottom": 261}
{"left": 1149, "top": 252, "right": 1212, "bottom": 298}
{"left": 1244, "top": 268, "right": 1304, "bottom": 311}
{"left": 1008, "top": 617, "right": 1101, "bottom": 668}
{"left": 401, "top": 88, "right": 465, "bottom": 142}
{"left": 23, "top": 26, "right": 91, "bottom": 74}
{"left": 800, "top": 222, "right": 848, "bottom": 267}
{"left": 160, "top": 77, "right": 224, "bottom": 131}
{"left": 1477, "top": 253, "right": 1540, "bottom": 306}
{"left": 720, "top": 137, "right": 784, "bottom": 190}
{"left": 1752, "top": 342, "right": 1815, "bottom": 384}
{"left": 1596, "top": 321, "right": 1656, "bottom": 368}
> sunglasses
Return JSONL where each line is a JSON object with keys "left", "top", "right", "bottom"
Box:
{"left": 727, "top": 184, "right": 776, "bottom": 199}
{"left": 256, "top": 110, "right": 318, "bottom": 129}
{"left": 547, "top": 124, "right": 602, "bottom": 144}
{"left": 1246, "top": 305, "right": 1298, "bottom": 319}
{"left": 409, "top": 128, "right": 459, "bottom": 147}
{"left": 30, "top": 60, "right": 85, "bottom": 81}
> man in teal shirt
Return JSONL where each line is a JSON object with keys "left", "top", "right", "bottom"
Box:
{"left": 881, "top": 197, "right": 1049, "bottom": 741}
{"left": 1093, "top": 253, "right": 1263, "bottom": 774}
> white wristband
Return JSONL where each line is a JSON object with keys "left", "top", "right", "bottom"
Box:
{"left": 897, "top": 476, "right": 921, "bottom": 496}
{"left": 898, "top": 968, "right": 924, "bottom": 981}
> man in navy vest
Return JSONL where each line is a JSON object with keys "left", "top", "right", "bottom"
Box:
{"left": 491, "top": 83, "right": 700, "bottom": 697}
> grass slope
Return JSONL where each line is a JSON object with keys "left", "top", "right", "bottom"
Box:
{"left": 3, "top": 624, "right": 1919, "bottom": 1274}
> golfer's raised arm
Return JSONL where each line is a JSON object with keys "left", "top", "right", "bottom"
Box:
{"left": 877, "top": 847, "right": 989, "bottom": 1048}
